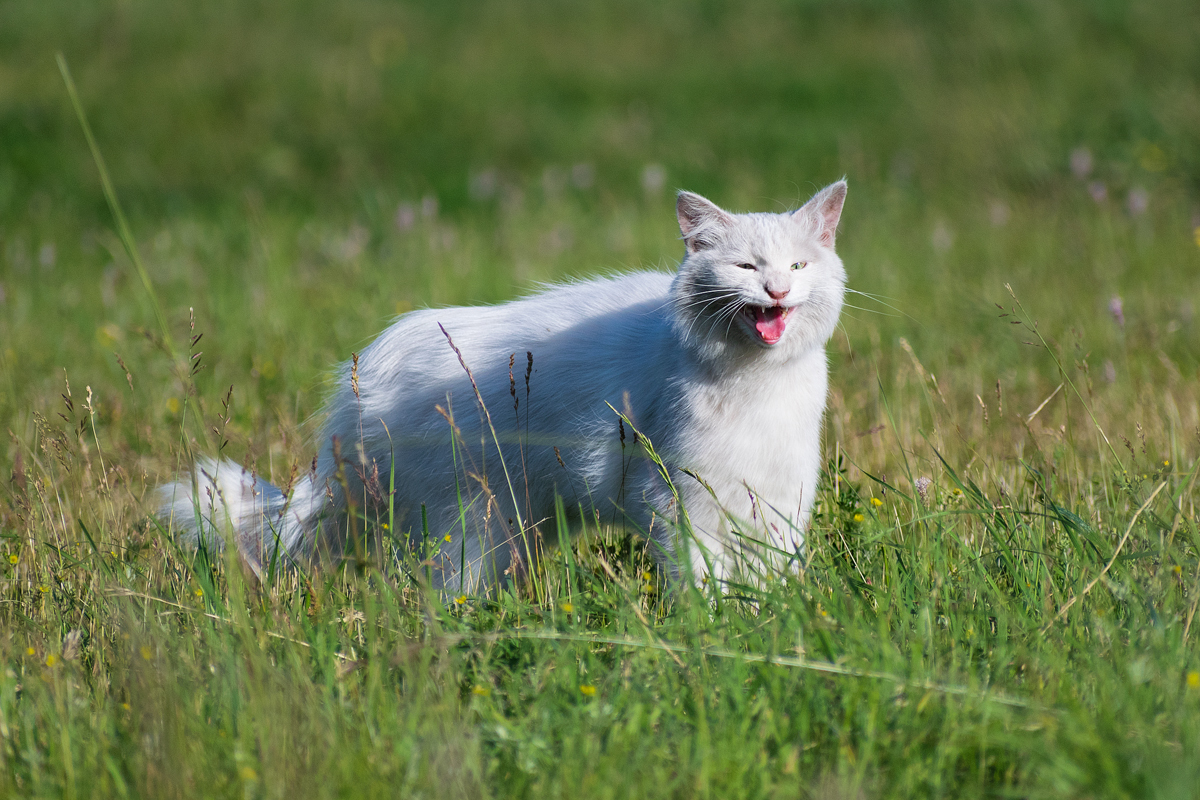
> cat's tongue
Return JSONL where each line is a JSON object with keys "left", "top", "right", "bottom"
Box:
{"left": 753, "top": 306, "right": 789, "bottom": 344}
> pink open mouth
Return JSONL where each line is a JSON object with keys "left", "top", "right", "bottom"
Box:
{"left": 742, "top": 305, "right": 791, "bottom": 345}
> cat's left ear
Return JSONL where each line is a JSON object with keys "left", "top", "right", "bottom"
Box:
{"left": 677, "top": 191, "right": 733, "bottom": 254}
{"left": 795, "top": 180, "right": 847, "bottom": 248}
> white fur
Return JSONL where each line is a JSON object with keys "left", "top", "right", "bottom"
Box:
{"left": 158, "top": 181, "right": 848, "bottom": 591}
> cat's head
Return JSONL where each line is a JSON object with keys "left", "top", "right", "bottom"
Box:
{"left": 670, "top": 181, "right": 847, "bottom": 360}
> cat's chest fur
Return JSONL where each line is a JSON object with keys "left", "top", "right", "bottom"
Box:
{"left": 670, "top": 349, "right": 827, "bottom": 510}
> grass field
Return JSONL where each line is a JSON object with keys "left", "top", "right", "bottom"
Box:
{"left": 3, "top": 0, "right": 1200, "bottom": 796}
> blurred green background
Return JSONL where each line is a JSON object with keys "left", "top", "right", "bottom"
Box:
{"left": 1, "top": 0, "right": 1199, "bottom": 468}
{"left": 4, "top": 4, "right": 1200, "bottom": 796}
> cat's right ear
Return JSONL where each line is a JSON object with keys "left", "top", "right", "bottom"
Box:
{"left": 795, "top": 180, "right": 848, "bottom": 248}
{"left": 677, "top": 191, "right": 732, "bottom": 254}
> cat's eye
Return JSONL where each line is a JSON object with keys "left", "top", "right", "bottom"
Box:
{"left": 791, "top": 261, "right": 808, "bottom": 270}
{"left": 737, "top": 263, "right": 756, "bottom": 270}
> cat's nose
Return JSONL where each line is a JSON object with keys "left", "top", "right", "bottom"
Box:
{"left": 766, "top": 287, "right": 789, "bottom": 301}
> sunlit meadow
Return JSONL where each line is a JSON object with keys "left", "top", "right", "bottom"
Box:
{"left": 2, "top": 1, "right": 1200, "bottom": 797}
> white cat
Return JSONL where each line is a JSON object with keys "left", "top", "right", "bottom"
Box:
{"left": 159, "top": 180, "right": 848, "bottom": 592}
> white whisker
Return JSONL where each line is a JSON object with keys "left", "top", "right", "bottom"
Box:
{"left": 844, "top": 289, "right": 920, "bottom": 325}
{"left": 841, "top": 302, "right": 898, "bottom": 318}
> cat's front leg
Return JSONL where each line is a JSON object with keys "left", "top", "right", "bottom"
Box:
{"left": 636, "top": 467, "right": 734, "bottom": 587}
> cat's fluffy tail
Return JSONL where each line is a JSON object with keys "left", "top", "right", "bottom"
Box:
{"left": 156, "top": 458, "right": 322, "bottom": 574}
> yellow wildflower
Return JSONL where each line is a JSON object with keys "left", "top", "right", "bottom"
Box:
{"left": 444, "top": 534, "right": 452, "bottom": 542}
{"left": 454, "top": 595, "right": 467, "bottom": 605}
{"left": 853, "top": 513, "right": 864, "bottom": 522}
{"left": 25, "top": 647, "right": 35, "bottom": 656}
{"left": 870, "top": 497, "right": 883, "bottom": 507}
{"left": 579, "top": 684, "right": 596, "bottom": 696}
{"left": 140, "top": 646, "right": 152, "bottom": 661}
{"left": 7, "top": 554, "right": 17, "bottom": 565}
{"left": 471, "top": 685, "right": 491, "bottom": 696}
{"left": 560, "top": 602, "right": 574, "bottom": 613}
{"left": 45, "top": 654, "right": 58, "bottom": 667}
{"left": 1188, "top": 671, "right": 1200, "bottom": 690}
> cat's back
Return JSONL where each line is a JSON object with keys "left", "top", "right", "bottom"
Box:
{"left": 375, "top": 271, "right": 669, "bottom": 354}
{"left": 354, "top": 271, "right": 675, "bottom": 409}
{"left": 453, "top": 270, "right": 672, "bottom": 338}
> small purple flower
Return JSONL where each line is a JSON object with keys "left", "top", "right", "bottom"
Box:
{"left": 915, "top": 477, "right": 932, "bottom": 505}
{"left": 1103, "top": 360, "right": 1117, "bottom": 384}
{"left": 641, "top": 164, "right": 666, "bottom": 196}
{"left": 421, "top": 195, "right": 438, "bottom": 219}
{"left": 931, "top": 222, "right": 953, "bottom": 253}
{"left": 1126, "top": 187, "right": 1149, "bottom": 217}
{"left": 1088, "top": 181, "right": 1107, "bottom": 203}
{"left": 988, "top": 200, "right": 1010, "bottom": 227}
{"left": 571, "top": 162, "right": 594, "bottom": 190}
{"left": 39, "top": 242, "right": 56, "bottom": 270}
{"left": 469, "top": 170, "right": 497, "bottom": 201}
{"left": 1108, "top": 296, "right": 1124, "bottom": 328}
{"left": 394, "top": 203, "right": 416, "bottom": 232}
{"left": 1070, "top": 147, "right": 1093, "bottom": 179}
